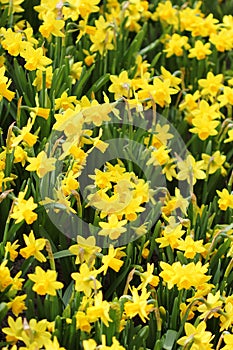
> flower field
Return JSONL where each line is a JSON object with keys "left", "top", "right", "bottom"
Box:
{"left": 1, "top": 0, "right": 233, "bottom": 349}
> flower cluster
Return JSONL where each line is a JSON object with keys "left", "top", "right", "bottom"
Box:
{"left": 0, "top": 0, "right": 233, "bottom": 350}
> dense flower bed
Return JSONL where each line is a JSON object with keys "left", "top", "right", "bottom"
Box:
{"left": 0, "top": 0, "right": 233, "bottom": 349}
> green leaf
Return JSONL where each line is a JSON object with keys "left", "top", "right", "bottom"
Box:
{"left": 151, "top": 52, "right": 162, "bottom": 68}
{"left": 105, "top": 258, "right": 131, "bottom": 299}
{"left": 62, "top": 280, "right": 74, "bottom": 306}
{"left": 73, "top": 64, "right": 95, "bottom": 98}
{"left": 139, "top": 39, "right": 160, "bottom": 56}
{"left": 53, "top": 250, "right": 73, "bottom": 259}
{"left": 170, "top": 297, "right": 180, "bottom": 330}
{"left": 163, "top": 330, "right": 178, "bottom": 350}
{"left": 153, "top": 339, "right": 163, "bottom": 350}
{"left": 0, "top": 302, "right": 8, "bottom": 324}
{"left": 210, "top": 238, "right": 231, "bottom": 270}
{"left": 123, "top": 23, "right": 148, "bottom": 69}
{"left": 86, "top": 73, "right": 110, "bottom": 96}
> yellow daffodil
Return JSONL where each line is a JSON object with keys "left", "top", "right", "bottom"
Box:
{"left": 20, "top": 46, "right": 52, "bottom": 71}
{"left": 28, "top": 266, "right": 64, "bottom": 296}
{"left": 109, "top": 71, "right": 132, "bottom": 99}
{"left": 71, "top": 263, "right": 101, "bottom": 296}
{"left": 210, "top": 28, "right": 233, "bottom": 52}
{"left": 188, "top": 40, "right": 212, "bottom": 60}
{"left": 99, "top": 214, "right": 127, "bottom": 240}
{"left": 202, "top": 151, "right": 226, "bottom": 175}
{"left": 160, "top": 261, "right": 211, "bottom": 290}
{"left": 5, "top": 240, "right": 20, "bottom": 261}
{"left": 0, "top": 66, "right": 15, "bottom": 101}
{"left": 69, "top": 235, "right": 101, "bottom": 265}
{"left": 197, "top": 291, "right": 222, "bottom": 319}
{"left": 137, "top": 263, "right": 159, "bottom": 290}
{"left": 10, "top": 189, "right": 38, "bottom": 224}
{"left": 0, "top": 27, "right": 28, "bottom": 56}
{"left": 55, "top": 91, "right": 78, "bottom": 111}
{"left": 26, "top": 150, "right": 56, "bottom": 178}
{"left": 163, "top": 33, "right": 190, "bottom": 58}
{"left": 220, "top": 302, "right": 233, "bottom": 331}
{"left": 198, "top": 72, "right": 223, "bottom": 97}
{"left": 0, "top": 260, "right": 13, "bottom": 292}
{"left": 224, "top": 129, "right": 233, "bottom": 143}
{"left": 218, "top": 86, "right": 233, "bottom": 107}
{"left": 33, "top": 66, "right": 53, "bottom": 91}
{"left": 217, "top": 188, "right": 233, "bottom": 210}
{"left": 39, "top": 11, "right": 65, "bottom": 38}
{"left": 177, "top": 154, "right": 206, "bottom": 186}
{"left": 222, "top": 333, "right": 233, "bottom": 350}
{"left": 156, "top": 223, "right": 185, "bottom": 249}
{"left": 124, "top": 286, "right": 153, "bottom": 323}
{"left": 75, "top": 311, "right": 92, "bottom": 333}
{"left": 177, "top": 235, "right": 206, "bottom": 259}
{"left": 177, "top": 321, "right": 214, "bottom": 349}
{"left": 99, "top": 245, "right": 125, "bottom": 274}
{"left": 11, "top": 118, "right": 38, "bottom": 148}
{"left": 7, "top": 294, "right": 27, "bottom": 316}
{"left": 20, "top": 230, "right": 46, "bottom": 262}
{"left": 86, "top": 291, "right": 112, "bottom": 326}
{"left": 151, "top": 1, "right": 178, "bottom": 27}
{"left": 89, "top": 16, "right": 114, "bottom": 55}
{"left": 2, "top": 316, "right": 24, "bottom": 343}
